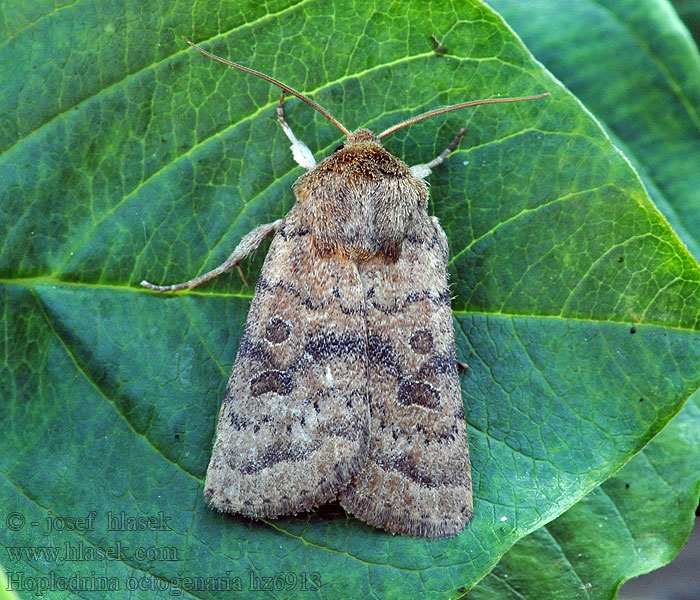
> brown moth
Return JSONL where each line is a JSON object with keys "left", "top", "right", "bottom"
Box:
{"left": 142, "top": 37, "right": 548, "bottom": 539}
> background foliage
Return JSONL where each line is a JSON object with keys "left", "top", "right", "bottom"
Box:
{"left": 1, "top": 1, "right": 699, "bottom": 598}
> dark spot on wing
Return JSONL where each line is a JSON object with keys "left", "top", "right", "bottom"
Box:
{"left": 409, "top": 329, "right": 434, "bottom": 354}
{"left": 237, "top": 439, "right": 322, "bottom": 474}
{"left": 397, "top": 380, "right": 440, "bottom": 409}
{"left": 265, "top": 317, "right": 291, "bottom": 344}
{"left": 250, "top": 370, "right": 294, "bottom": 397}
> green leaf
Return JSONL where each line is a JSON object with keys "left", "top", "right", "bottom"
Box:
{"left": 0, "top": 566, "right": 20, "bottom": 600}
{"left": 468, "top": 392, "right": 700, "bottom": 599}
{"left": 486, "top": 0, "right": 700, "bottom": 260}
{"left": 468, "top": 0, "right": 700, "bottom": 596}
{"left": 1, "top": 2, "right": 699, "bottom": 599}
{"left": 671, "top": 0, "right": 700, "bottom": 47}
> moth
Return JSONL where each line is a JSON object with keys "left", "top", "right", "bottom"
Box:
{"left": 142, "top": 37, "right": 548, "bottom": 539}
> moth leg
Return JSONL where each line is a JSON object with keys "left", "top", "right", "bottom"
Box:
{"left": 277, "top": 92, "right": 317, "bottom": 171}
{"left": 140, "top": 219, "right": 282, "bottom": 292}
{"left": 409, "top": 127, "right": 467, "bottom": 179}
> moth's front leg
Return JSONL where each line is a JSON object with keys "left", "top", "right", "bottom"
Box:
{"left": 277, "top": 92, "right": 317, "bottom": 171}
{"left": 140, "top": 219, "right": 282, "bottom": 292}
{"left": 409, "top": 127, "right": 467, "bottom": 179}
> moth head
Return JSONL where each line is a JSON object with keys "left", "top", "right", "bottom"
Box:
{"left": 329, "top": 130, "right": 390, "bottom": 167}
{"left": 315, "top": 129, "right": 411, "bottom": 179}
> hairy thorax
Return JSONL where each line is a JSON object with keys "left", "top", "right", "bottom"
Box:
{"left": 293, "top": 129, "right": 429, "bottom": 262}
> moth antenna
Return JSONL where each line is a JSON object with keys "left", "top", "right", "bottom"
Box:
{"left": 182, "top": 36, "right": 351, "bottom": 136}
{"left": 377, "top": 93, "right": 550, "bottom": 139}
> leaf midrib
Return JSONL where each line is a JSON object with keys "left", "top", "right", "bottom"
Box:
{"left": 4, "top": 278, "right": 698, "bottom": 332}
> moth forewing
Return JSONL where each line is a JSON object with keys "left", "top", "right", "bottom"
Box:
{"left": 204, "top": 215, "right": 370, "bottom": 517}
{"left": 142, "top": 39, "right": 549, "bottom": 538}
{"left": 337, "top": 208, "right": 472, "bottom": 539}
